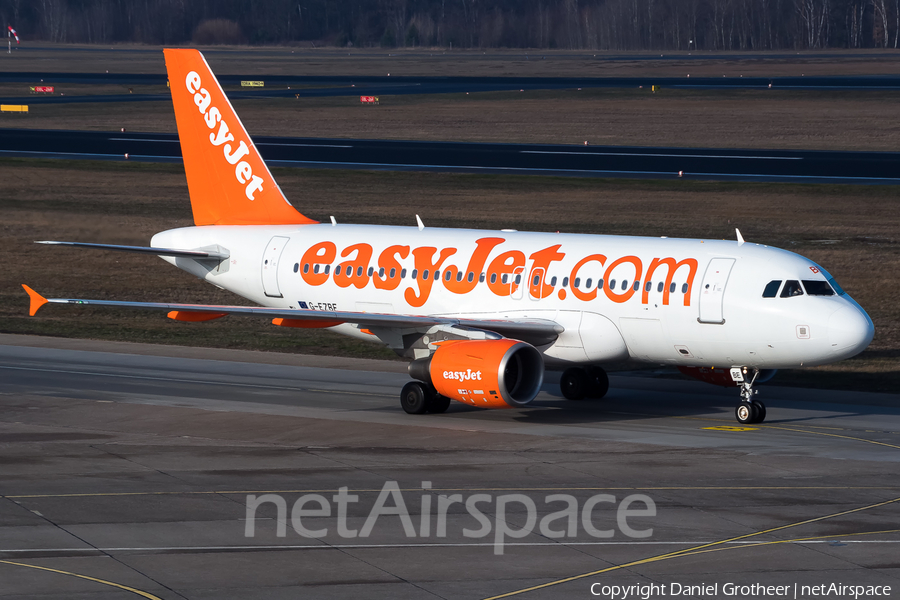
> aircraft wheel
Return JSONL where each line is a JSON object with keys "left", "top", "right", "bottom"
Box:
{"left": 400, "top": 381, "right": 429, "bottom": 414}
{"left": 735, "top": 401, "right": 758, "bottom": 425}
{"left": 428, "top": 394, "right": 452, "bottom": 414}
{"left": 586, "top": 366, "right": 610, "bottom": 399}
{"left": 752, "top": 400, "right": 767, "bottom": 423}
{"left": 560, "top": 367, "right": 589, "bottom": 400}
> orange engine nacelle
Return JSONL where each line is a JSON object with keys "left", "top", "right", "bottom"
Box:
{"left": 409, "top": 339, "right": 544, "bottom": 408}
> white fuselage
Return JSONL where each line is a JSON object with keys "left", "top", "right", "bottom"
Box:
{"left": 152, "top": 223, "right": 874, "bottom": 370}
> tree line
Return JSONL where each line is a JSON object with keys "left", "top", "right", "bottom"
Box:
{"left": 2, "top": 0, "right": 898, "bottom": 50}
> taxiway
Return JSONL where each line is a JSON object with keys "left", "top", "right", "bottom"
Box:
{"left": 1, "top": 334, "right": 898, "bottom": 599}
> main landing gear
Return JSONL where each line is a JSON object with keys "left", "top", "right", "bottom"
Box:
{"left": 734, "top": 368, "right": 767, "bottom": 425}
{"left": 560, "top": 366, "right": 609, "bottom": 400}
{"left": 400, "top": 381, "right": 451, "bottom": 415}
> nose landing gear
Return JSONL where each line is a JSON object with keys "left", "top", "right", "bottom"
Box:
{"left": 734, "top": 368, "right": 766, "bottom": 424}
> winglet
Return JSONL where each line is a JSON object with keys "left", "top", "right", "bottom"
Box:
{"left": 735, "top": 228, "right": 745, "bottom": 247}
{"left": 22, "top": 285, "right": 48, "bottom": 316}
{"left": 416, "top": 214, "right": 425, "bottom": 231}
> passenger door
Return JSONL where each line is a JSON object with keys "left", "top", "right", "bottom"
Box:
{"left": 261, "top": 236, "right": 289, "bottom": 298}
{"left": 698, "top": 258, "right": 735, "bottom": 324}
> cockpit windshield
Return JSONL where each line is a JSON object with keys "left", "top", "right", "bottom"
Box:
{"left": 802, "top": 280, "right": 835, "bottom": 296}
{"left": 762, "top": 280, "right": 782, "bottom": 298}
{"left": 780, "top": 280, "right": 804, "bottom": 297}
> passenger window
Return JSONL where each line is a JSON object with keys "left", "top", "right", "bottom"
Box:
{"left": 502, "top": 274, "right": 508, "bottom": 284}
{"left": 669, "top": 282, "right": 676, "bottom": 294}
{"left": 293, "top": 263, "right": 299, "bottom": 273}
{"left": 574, "top": 277, "right": 581, "bottom": 287}
{"left": 357, "top": 266, "right": 363, "bottom": 277}
{"left": 422, "top": 269, "right": 429, "bottom": 280}
{"left": 514, "top": 274, "right": 521, "bottom": 285}
{"left": 490, "top": 273, "right": 497, "bottom": 284}
{"left": 479, "top": 273, "right": 486, "bottom": 283}
{"left": 657, "top": 282, "right": 664, "bottom": 292}
{"left": 433, "top": 271, "right": 440, "bottom": 281}
{"left": 802, "top": 280, "right": 835, "bottom": 296}
{"left": 468, "top": 272, "right": 474, "bottom": 282}
{"left": 314, "top": 264, "right": 320, "bottom": 274}
{"left": 456, "top": 271, "right": 463, "bottom": 282}
{"left": 645, "top": 281, "right": 652, "bottom": 292}
{"left": 324, "top": 265, "right": 331, "bottom": 275}
{"left": 562, "top": 277, "right": 569, "bottom": 287}
{"left": 303, "top": 263, "right": 310, "bottom": 274}
{"left": 631, "top": 281, "right": 639, "bottom": 291}
{"left": 335, "top": 265, "right": 342, "bottom": 276}
{"left": 390, "top": 268, "right": 396, "bottom": 278}
{"left": 550, "top": 276, "right": 557, "bottom": 286}
{"left": 533, "top": 275, "right": 540, "bottom": 286}
{"left": 681, "top": 283, "right": 688, "bottom": 294}
{"left": 609, "top": 279, "right": 616, "bottom": 289}
{"left": 762, "top": 280, "right": 782, "bottom": 298}
{"left": 400, "top": 268, "right": 407, "bottom": 279}
{"left": 378, "top": 267, "right": 385, "bottom": 278}
{"left": 780, "top": 280, "right": 804, "bottom": 297}
{"left": 411, "top": 269, "right": 418, "bottom": 279}
{"left": 597, "top": 279, "right": 603, "bottom": 289}
{"left": 586, "top": 278, "right": 592, "bottom": 288}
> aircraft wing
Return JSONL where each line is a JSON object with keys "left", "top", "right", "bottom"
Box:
{"left": 22, "top": 285, "right": 564, "bottom": 346}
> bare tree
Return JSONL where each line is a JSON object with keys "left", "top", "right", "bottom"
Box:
{"left": 872, "top": 0, "right": 890, "bottom": 45}
{"left": 796, "top": 0, "right": 829, "bottom": 47}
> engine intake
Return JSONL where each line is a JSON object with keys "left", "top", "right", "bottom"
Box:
{"left": 409, "top": 339, "right": 544, "bottom": 408}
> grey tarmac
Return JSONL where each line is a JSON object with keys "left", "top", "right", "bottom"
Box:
{"left": 0, "top": 334, "right": 898, "bottom": 600}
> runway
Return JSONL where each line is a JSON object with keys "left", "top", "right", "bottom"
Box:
{"left": 0, "top": 334, "right": 898, "bottom": 599}
{"left": 3, "top": 128, "right": 900, "bottom": 184}
{"left": 4, "top": 72, "right": 900, "bottom": 106}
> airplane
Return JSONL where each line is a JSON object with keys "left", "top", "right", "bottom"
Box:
{"left": 22, "top": 49, "right": 874, "bottom": 425}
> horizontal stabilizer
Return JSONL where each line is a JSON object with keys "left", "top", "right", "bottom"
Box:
{"left": 36, "top": 241, "right": 229, "bottom": 261}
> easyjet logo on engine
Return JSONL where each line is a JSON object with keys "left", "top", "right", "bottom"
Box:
{"left": 296, "top": 238, "right": 698, "bottom": 308}
{"left": 185, "top": 71, "right": 264, "bottom": 201}
{"left": 444, "top": 369, "right": 483, "bottom": 381}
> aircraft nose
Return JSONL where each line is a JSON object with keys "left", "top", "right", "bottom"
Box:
{"left": 828, "top": 304, "right": 874, "bottom": 358}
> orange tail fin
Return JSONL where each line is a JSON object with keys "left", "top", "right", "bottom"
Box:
{"left": 163, "top": 49, "right": 316, "bottom": 226}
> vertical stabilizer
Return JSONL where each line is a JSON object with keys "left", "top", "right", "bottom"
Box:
{"left": 163, "top": 49, "right": 316, "bottom": 226}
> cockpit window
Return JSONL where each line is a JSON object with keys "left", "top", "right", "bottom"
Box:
{"left": 780, "top": 280, "right": 804, "bottom": 297}
{"left": 762, "top": 280, "right": 782, "bottom": 298}
{"left": 828, "top": 277, "right": 846, "bottom": 296}
{"left": 802, "top": 280, "right": 835, "bottom": 296}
